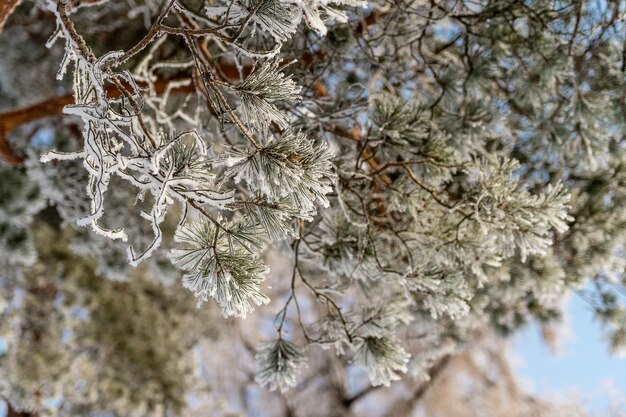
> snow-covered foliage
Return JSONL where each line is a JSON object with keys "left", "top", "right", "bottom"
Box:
{"left": 255, "top": 338, "right": 308, "bottom": 392}
{"left": 1, "top": 0, "right": 626, "bottom": 414}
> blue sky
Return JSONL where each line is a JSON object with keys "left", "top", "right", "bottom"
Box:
{"left": 514, "top": 293, "right": 626, "bottom": 414}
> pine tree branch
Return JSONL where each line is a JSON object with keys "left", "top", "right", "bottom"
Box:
{"left": 0, "top": 2, "right": 384, "bottom": 163}
{"left": 0, "top": 76, "right": 194, "bottom": 164}
{"left": 0, "top": 5, "right": 385, "bottom": 163}
{"left": 0, "top": 60, "right": 321, "bottom": 164}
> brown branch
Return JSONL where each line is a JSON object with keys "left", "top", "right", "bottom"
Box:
{"left": 384, "top": 355, "right": 452, "bottom": 416}
{"left": 0, "top": 76, "right": 197, "bottom": 164}
{"left": 409, "top": 355, "right": 451, "bottom": 400}
{"left": 0, "top": 5, "right": 384, "bottom": 164}
{"left": 0, "top": 0, "right": 21, "bottom": 32}
{"left": 331, "top": 125, "right": 394, "bottom": 188}
{"left": 343, "top": 354, "right": 451, "bottom": 408}
{"left": 0, "top": 51, "right": 324, "bottom": 164}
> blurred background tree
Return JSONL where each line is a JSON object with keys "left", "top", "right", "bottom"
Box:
{"left": 0, "top": 0, "right": 625, "bottom": 415}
